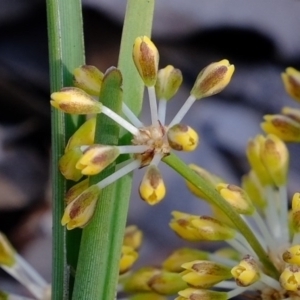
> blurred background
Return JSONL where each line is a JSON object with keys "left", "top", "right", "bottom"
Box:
{"left": 1, "top": 0, "right": 300, "bottom": 295}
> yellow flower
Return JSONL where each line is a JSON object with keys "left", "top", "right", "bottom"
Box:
{"left": 123, "top": 225, "right": 143, "bottom": 250}
{"left": 59, "top": 147, "right": 83, "bottom": 181}
{"left": 280, "top": 265, "right": 300, "bottom": 292}
{"left": 119, "top": 245, "right": 139, "bottom": 275}
{"left": 282, "top": 67, "right": 300, "bottom": 103}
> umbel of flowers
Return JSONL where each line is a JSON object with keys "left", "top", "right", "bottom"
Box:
{"left": 119, "top": 67, "right": 300, "bottom": 300}
{"left": 50, "top": 36, "right": 234, "bottom": 231}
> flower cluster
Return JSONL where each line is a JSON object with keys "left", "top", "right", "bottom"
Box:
{"left": 120, "top": 67, "right": 300, "bottom": 300}
{"left": 50, "top": 36, "right": 234, "bottom": 231}
{"left": 0, "top": 232, "right": 50, "bottom": 300}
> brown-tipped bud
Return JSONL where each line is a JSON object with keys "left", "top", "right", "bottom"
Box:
{"left": 260, "top": 134, "right": 289, "bottom": 186}
{"left": 261, "top": 114, "right": 300, "bottom": 143}
{"left": 59, "top": 147, "right": 83, "bottom": 181}
{"left": 241, "top": 170, "right": 266, "bottom": 209}
{"left": 133, "top": 36, "right": 159, "bottom": 87}
{"left": 73, "top": 65, "right": 104, "bottom": 96}
{"left": 76, "top": 145, "right": 120, "bottom": 175}
{"left": 61, "top": 185, "right": 101, "bottom": 230}
{"left": 0, "top": 232, "right": 16, "bottom": 266}
{"left": 148, "top": 271, "right": 188, "bottom": 295}
{"left": 123, "top": 225, "right": 143, "bottom": 250}
{"left": 163, "top": 248, "right": 209, "bottom": 273}
{"left": 65, "top": 179, "right": 89, "bottom": 205}
{"left": 50, "top": 87, "right": 102, "bottom": 114}
{"left": 281, "top": 67, "right": 300, "bottom": 103}
{"left": 176, "top": 288, "right": 227, "bottom": 300}
{"left": 280, "top": 265, "right": 300, "bottom": 292}
{"left": 231, "top": 255, "right": 260, "bottom": 287}
{"left": 292, "top": 193, "right": 300, "bottom": 232}
{"left": 190, "top": 59, "right": 234, "bottom": 99}
{"left": 282, "top": 106, "right": 300, "bottom": 123}
{"left": 169, "top": 211, "right": 236, "bottom": 242}
{"left": 282, "top": 245, "right": 300, "bottom": 266}
{"left": 181, "top": 260, "right": 232, "bottom": 288}
{"left": 139, "top": 165, "right": 166, "bottom": 205}
{"left": 246, "top": 135, "right": 274, "bottom": 186}
{"left": 155, "top": 65, "right": 183, "bottom": 100}
{"left": 185, "top": 164, "right": 224, "bottom": 201}
{"left": 123, "top": 267, "right": 161, "bottom": 293}
{"left": 167, "top": 124, "right": 199, "bottom": 152}
{"left": 119, "top": 245, "right": 139, "bottom": 275}
{"left": 216, "top": 183, "right": 255, "bottom": 215}
{"left": 65, "top": 117, "right": 96, "bottom": 152}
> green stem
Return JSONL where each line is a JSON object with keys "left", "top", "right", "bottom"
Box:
{"left": 163, "top": 153, "right": 279, "bottom": 279}
{"left": 46, "top": 0, "right": 85, "bottom": 298}
{"left": 72, "top": 1, "right": 155, "bottom": 298}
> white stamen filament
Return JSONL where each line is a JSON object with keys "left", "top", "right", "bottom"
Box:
{"left": 214, "top": 280, "right": 238, "bottom": 289}
{"left": 227, "top": 286, "right": 248, "bottom": 299}
{"left": 259, "top": 272, "right": 281, "bottom": 290}
{"left": 208, "top": 253, "right": 237, "bottom": 267}
{"left": 158, "top": 98, "right": 167, "bottom": 125}
{"left": 147, "top": 86, "right": 158, "bottom": 125}
{"left": 279, "top": 185, "right": 289, "bottom": 243}
{"left": 118, "top": 145, "right": 149, "bottom": 154}
{"left": 101, "top": 105, "right": 140, "bottom": 136}
{"left": 169, "top": 94, "right": 196, "bottom": 127}
{"left": 234, "top": 232, "right": 257, "bottom": 257}
{"left": 97, "top": 159, "right": 141, "bottom": 189}
{"left": 226, "top": 238, "right": 255, "bottom": 257}
{"left": 150, "top": 152, "right": 163, "bottom": 167}
{"left": 122, "top": 103, "right": 144, "bottom": 128}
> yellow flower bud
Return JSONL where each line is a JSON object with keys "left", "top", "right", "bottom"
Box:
{"left": 123, "top": 267, "right": 161, "bottom": 293}
{"left": 185, "top": 164, "right": 224, "bottom": 201}
{"left": 119, "top": 245, "right": 139, "bottom": 275}
{"left": 279, "top": 265, "right": 300, "bottom": 292}
{"left": 76, "top": 145, "right": 120, "bottom": 175}
{"left": 139, "top": 165, "right": 166, "bottom": 205}
{"left": 176, "top": 288, "right": 227, "bottom": 300}
{"left": 123, "top": 225, "right": 143, "bottom": 250}
{"left": 216, "top": 183, "right": 255, "bottom": 215}
{"left": 167, "top": 124, "right": 199, "bottom": 151}
{"left": 148, "top": 271, "right": 188, "bottom": 295}
{"left": 61, "top": 184, "right": 101, "bottom": 230}
{"left": 181, "top": 260, "right": 232, "bottom": 288}
{"left": 155, "top": 65, "right": 183, "bottom": 100}
{"left": 190, "top": 59, "right": 234, "bottom": 99}
{"left": 162, "top": 248, "right": 209, "bottom": 273}
{"left": 169, "top": 211, "right": 236, "bottom": 242}
{"left": 0, "top": 232, "right": 15, "bottom": 266}
{"left": 65, "top": 179, "right": 89, "bottom": 205}
{"left": 241, "top": 170, "right": 266, "bottom": 209}
{"left": 59, "top": 147, "right": 83, "bottom": 181}
{"left": 129, "top": 293, "right": 167, "bottom": 300}
{"left": 261, "top": 114, "right": 300, "bottom": 142}
{"left": 292, "top": 193, "right": 300, "bottom": 232}
{"left": 231, "top": 255, "right": 260, "bottom": 287}
{"left": 65, "top": 117, "right": 96, "bottom": 152}
{"left": 282, "top": 245, "right": 300, "bottom": 266}
{"left": 260, "top": 134, "right": 289, "bottom": 186}
{"left": 73, "top": 65, "right": 104, "bottom": 96}
{"left": 50, "top": 87, "right": 102, "bottom": 114}
{"left": 133, "top": 36, "right": 159, "bottom": 87}
{"left": 246, "top": 135, "right": 274, "bottom": 186}
{"left": 281, "top": 67, "right": 300, "bottom": 103}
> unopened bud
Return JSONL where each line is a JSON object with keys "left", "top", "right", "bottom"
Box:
{"left": 50, "top": 87, "right": 102, "bottom": 114}
{"left": 123, "top": 225, "right": 143, "bottom": 250}
{"left": 59, "top": 147, "right": 83, "bottom": 181}
{"left": 231, "top": 255, "right": 260, "bottom": 286}
{"left": 280, "top": 265, "right": 300, "bottom": 292}
{"left": 181, "top": 260, "right": 232, "bottom": 288}
{"left": 292, "top": 193, "right": 300, "bottom": 232}
{"left": 162, "top": 248, "right": 209, "bottom": 273}
{"left": 73, "top": 65, "right": 103, "bottom": 96}
{"left": 216, "top": 183, "right": 255, "bottom": 215}
{"left": 65, "top": 178, "right": 89, "bottom": 205}
{"left": 167, "top": 124, "right": 199, "bottom": 151}
{"left": 155, "top": 65, "right": 183, "bottom": 100}
{"left": 282, "top": 245, "right": 300, "bottom": 266}
{"left": 65, "top": 117, "right": 96, "bottom": 152}
{"left": 281, "top": 67, "right": 300, "bottom": 103}
{"left": 61, "top": 184, "right": 101, "bottom": 230}
{"left": 133, "top": 36, "right": 159, "bottom": 87}
{"left": 190, "top": 59, "right": 234, "bottom": 99}
{"left": 0, "top": 232, "right": 15, "bottom": 266}
{"left": 76, "top": 145, "right": 120, "bottom": 175}
{"left": 260, "top": 134, "right": 289, "bottom": 186}
{"left": 139, "top": 165, "right": 166, "bottom": 205}
{"left": 176, "top": 288, "right": 227, "bottom": 300}
{"left": 119, "top": 245, "right": 138, "bottom": 275}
